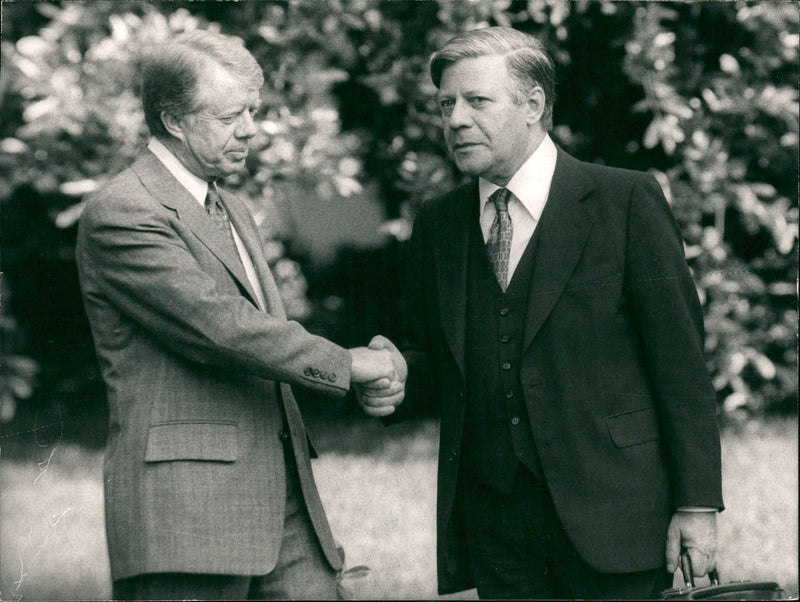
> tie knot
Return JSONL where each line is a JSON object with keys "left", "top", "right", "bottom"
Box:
{"left": 205, "top": 182, "right": 222, "bottom": 210}
{"left": 489, "top": 187, "right": 511, "bottom": 214}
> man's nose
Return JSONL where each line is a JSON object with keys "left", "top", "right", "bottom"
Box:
{"left": 236, "top": 111, "right": 258, "bottom": 139}
{"left": 446, "top": 99, "right": 471, "bottom": 129}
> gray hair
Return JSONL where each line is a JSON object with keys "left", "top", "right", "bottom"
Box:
{"left": 430, "top": 26, "right": 556, "bottom": 130}
{"left": 140, "top": 30, "right": 264, "bottom": 139}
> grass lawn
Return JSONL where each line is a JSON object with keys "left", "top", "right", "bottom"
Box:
{"left": 1, "top": 417, "right": 796, "bottom": 600}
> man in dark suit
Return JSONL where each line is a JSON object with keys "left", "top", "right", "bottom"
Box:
{"left": 76, "top": 30, "right": 403, "bottom": 600}
{"left": 360, "top": 26, "right": 722, "bottom": 599}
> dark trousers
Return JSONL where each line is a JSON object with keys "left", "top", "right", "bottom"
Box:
{"left": 112, "top": 442, "right": 339, "bottom": 601}
{"left": 457, "top": 467, "right": 674, "bottom": 600}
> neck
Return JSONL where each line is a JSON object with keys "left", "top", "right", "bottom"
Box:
{"left": 490, "top": 130, "right": 547, "bottom": 187}
{"left": 158, "top": 136, "right": 210, "bottom": 181}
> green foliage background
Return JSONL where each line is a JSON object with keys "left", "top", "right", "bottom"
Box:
{"left": 0, "top": 0, "right": 797, "bottom": 445}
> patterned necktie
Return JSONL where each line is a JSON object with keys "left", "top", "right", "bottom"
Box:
{"left": 205, "top": 182, "right": 239, "bottom": 254}
{"left": 486, "top": 187, "right": 513, "bottom": 292}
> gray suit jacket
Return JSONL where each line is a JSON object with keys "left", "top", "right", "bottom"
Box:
{"left": 76, "top": 150, "right": 349, "bottom": 580}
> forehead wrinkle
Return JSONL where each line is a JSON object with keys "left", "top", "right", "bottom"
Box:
{"left": 440, "top": 60, "right": 509, "bottom": 92}
{"left": 197, "top": 85, "right": 259, "bottom": 117}
{"left": 438, "top": 83, "right": 493, "bottom": 97}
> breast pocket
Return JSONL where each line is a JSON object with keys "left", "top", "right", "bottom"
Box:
{"left": 144, "top": 421, "right": 238, "bottom": 462}
{"left": 566, "top": 265, "right": 622, "bottom": 290}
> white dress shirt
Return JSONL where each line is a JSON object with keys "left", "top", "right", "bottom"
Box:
{"left": 147, "top": 137, "right": 267, "bottom": 311}
{"left": 478, "top": 134, "right": 558, "bottom": 286}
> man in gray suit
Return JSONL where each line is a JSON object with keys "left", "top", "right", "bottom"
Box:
{"left": 76, "top": 30, "right": 403, "bottom": 600}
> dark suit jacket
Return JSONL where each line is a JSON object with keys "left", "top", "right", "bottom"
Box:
{"left": 76, "top": 150, "right": 349, "bottom": 580}
{"left": 393, "top": 148, "right": 723, "bottom": 595}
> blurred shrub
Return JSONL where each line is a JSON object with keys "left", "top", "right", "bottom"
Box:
{"left": 0, "top": 1, "right": 796, "bottom": 440}
{"left": 622, "top": 2, "right": 798, "bottom": 419}
{"left": 0, "top": 278, "right": 39, "bottom": 424}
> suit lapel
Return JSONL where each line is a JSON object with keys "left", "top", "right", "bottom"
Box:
{"left": 435, "top": 182, "right": 475, "bottom": 379}
{"left": 132, "top": 151, "right": 261, "bottom": 309}
{"left": 522, "top": 149, "right": 595, "bottom": 350}
{"left": 221, "top": 191, "right": 286, "bottom": 318}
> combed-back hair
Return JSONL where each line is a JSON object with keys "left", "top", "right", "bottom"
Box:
{"left": 140, "top": 30, "right": 264, "bottom": 139}
{"left": 430, "top": 26, "right": 556, "bottom": 130}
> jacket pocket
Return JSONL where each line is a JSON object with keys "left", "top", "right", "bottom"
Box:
{"left": 144, "top": 421, "right": 238, "bottom": 462}
{"left": 606, "top": 407, "right": 659, "bottom": 448}
{"left": 565, "top": 265, "right": 622, "bottom": 289}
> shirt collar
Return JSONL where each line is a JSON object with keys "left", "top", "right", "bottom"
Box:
{"left": 478, "top": 133, "right": 557, "bottom": 221}
{"left": 147, "top": 137, "right": 208, "bottom": 206}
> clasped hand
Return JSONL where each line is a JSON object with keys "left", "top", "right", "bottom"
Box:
{"left": 349, "top": 335, "right": 407, "bottom": 417}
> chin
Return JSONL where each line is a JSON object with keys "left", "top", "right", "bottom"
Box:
{"left": 455, "top": 160, "right": 488, "bottom": 178}
{"left": 219, "top": 163, "right": 245, "bottom": 177}
{"left": 452, "top": 150, "right": 489, "bottom": 175}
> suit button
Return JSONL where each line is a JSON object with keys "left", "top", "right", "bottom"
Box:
{"left": 457, "top": 391, "right": 465, "bottom": 400}
{"left": 319, "top": 370, "right": 328, "bottom": 379}
{"left": 279, "top": 429, "right": 290, "bottom": 441}
{"left": 329, "top": 373, "right": 337, "bottom": 382}
{"left": 313, "top": 368, "right": 320, "bottom": 377}
{"left": 502, "top": 362, "right": 511, "bottom": 370}
{"left": 448, "top": 450, "right": 458, "bottom": 463}
{"left": 506, "top": 390, "right": 514, "bottom": 399}
{"left": 500, "top": 335, "right": 510, "bottom": 343}
{"left": 304, "top": 367, "right": 313, "bottom": 376}
{"left": 500, "top": 307, "right": 510, "bottom": 316}
{"left": 511, "top": 417, "right": 520, "bottom": 426}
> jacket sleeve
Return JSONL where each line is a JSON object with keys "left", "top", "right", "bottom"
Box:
{"left": 76, "top": 187, "right": 352, "bottom": 397}
{"left": 383, "top": 205, "right": 439, "bottom": 424}
{"left": 624, "top": 173, "right": 723, "bottom": 510}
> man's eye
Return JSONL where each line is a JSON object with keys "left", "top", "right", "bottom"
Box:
{"left": 219, "top": 116, "right": 237, "bottom": 125}
{"left": 439, "top": 99, "right": 455, "bottom": 115}
{"left": 469, "top": 97, "right": 489, "bottom": 106}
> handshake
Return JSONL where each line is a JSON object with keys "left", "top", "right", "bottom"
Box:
{"left": 349, "top": 335, "right": 407, "bottom": 417}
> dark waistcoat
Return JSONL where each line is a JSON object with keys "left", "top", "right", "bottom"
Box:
{"left": 461, "top": 217, "right": 543, "bottom": 494}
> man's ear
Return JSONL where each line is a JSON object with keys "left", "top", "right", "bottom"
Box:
{"left": 160, "top": 111, "right": 185, "bottom": 142}
{"left": 525, "top": 86, "right": 546, "bottom": 126}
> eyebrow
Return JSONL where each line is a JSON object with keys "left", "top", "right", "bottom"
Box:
{"left": 212, "top": 103, "right": 249, "bottom": 118}
{"left": 437, "top": 88, "right": 490, "bottom": 100}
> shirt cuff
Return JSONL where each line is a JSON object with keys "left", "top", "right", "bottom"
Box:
{"left": 677, "top": 506, "right": 717, "bottom": 512}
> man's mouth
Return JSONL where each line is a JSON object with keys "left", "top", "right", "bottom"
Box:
{"left": 452, "top": 142, "right": 482, "bottom": 151}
